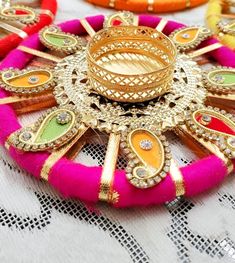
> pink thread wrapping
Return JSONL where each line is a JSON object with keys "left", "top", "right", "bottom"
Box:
{"left": 0, "top": 15, "right": 234, "bottom": 207}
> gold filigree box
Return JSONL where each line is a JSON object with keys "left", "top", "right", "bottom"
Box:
{"left": 87, "top": 26, "right": 177, "bottom": 103}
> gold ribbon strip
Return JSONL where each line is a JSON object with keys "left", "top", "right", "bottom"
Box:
{"left": 186, "top": 0, "right": 191, "bottom": 8}
{"left": 4, "top": 140, "right": 10, "bottom": 151}
{"left": 206, "top": 13, "right": 235, "bottom": 20}
{"left": 147, "top": 0, "right": 154, "bottom": 12}
{"left": 170, "top": 160, "right": 186, "bottom": 197}
{"left": 0, "top": 22, "right": 28, "bottom": 39}
{"left": 80, "top": 18, "right": 96, "bottom": 37}
{"left": 99, "top": 133, "right": 120, "bottom": 204}
{"left": 17, "top": 45, "right": 62, "bottom": 63}
{"left": 0, "top": 96, "right": 34, "bottom": 105}
{"left": 40, "top": 9, "right": 55, "bottom": 21}
{"left": 156, "top": 18, "right": 168, "bottom": 32}
{"left": 40, "top": 124, "right": 89, "bottom": 180}
{"left": 109, "top": 0, "right": 116, "bottom": 7}
{"left": 189, "top": 42, "right": 223, "bottom": 58}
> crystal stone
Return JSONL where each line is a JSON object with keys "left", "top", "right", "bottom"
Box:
{"left": 136, "top": 167, "right": 148, "bottom": 178}
{"left": 56, "top": 112, "right": 71, "bottom": 125}
{"left": 227, "top": 137, "right": 235, "bottom": 148}
{"left": 28, "top": 76, "right": 39, "bottom": 84}
{"left": 4, "top": 72, "right": 13, "bottom": 78}
{"left": 22, "top": 132, "right": 32, "bottom": 141}
{"left": 63, "top": 39, "right": 71, "bottom": 45}
{"left": 212, "top": 74, "right": 225, "bottom": 84}
{"left": 181, "top": 33, "right": 190, "bottom": 39}
{"left": 202, "top": 114, "right": 212, "bottom": 123}
{"left": 139, "top": 139, "right": 153, "bottom": 150}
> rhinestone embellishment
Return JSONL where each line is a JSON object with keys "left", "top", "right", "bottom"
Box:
{"left": 136, "top": 167, "right": 148, "bottom": 178}
{"left": 212, "top": 75, "right": 224, "bottom": 84}
{"left": 201, "top": 114, "right": 212, "bottom": 124}
{"left": 28, "top": 76, "right": 39, "bottom": 84}
{"left": 3, "top": 72, "right": 13, "bottom": 78}
{"left": 63, "top": 39, "right": 71, "bottom": 45}
{"left": 56, "top": 112, "right": 72, "bottom": 125}
{"left": 139, "top": 139, "right": 153, "bottom": 150}
{"left": 227, "top": 137, "right": 235, "bottom": 148}
{"left": 181, "top": 33, "right": 190, "bottom": 39}
{"left": 48, "top": 27, "right": 57, "bottom": 32}
{"left": 21, "top": 132, "right": 32, "bottom": 141}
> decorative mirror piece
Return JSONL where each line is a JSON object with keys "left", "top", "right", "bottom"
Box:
{"left": 0, "top": 5, "right": 38, "bottom": 24}
{"left": 169, "top": 26, "right": 212, "bottom": 51}
{"left": 8, "top": 105, "right": 82, "bottom": 152}
{"left": 39, "top": 25, "right": 83, "bottom": 54}
{"left": 204, "top": 67, "right": 235, "bottom": 94}
{"left": 0, "top": 68, "right": 55, "bottom": 94}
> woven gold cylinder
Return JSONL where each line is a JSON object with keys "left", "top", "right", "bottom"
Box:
{"left": 87, "top": 26, "right": 177, "bottom": 103}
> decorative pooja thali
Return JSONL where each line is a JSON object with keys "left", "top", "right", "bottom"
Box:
{"left": 0, "top": 12, "right": 234, "bottom": 207}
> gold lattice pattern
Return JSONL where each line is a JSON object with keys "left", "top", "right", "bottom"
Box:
{"left": 87, "top": 26, "right": 176, "bottom": 102}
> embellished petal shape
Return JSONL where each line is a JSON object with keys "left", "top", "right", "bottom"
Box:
{"left": 45, "top": 34, "right": 77, "bottom": 47}
{"left": 170, "top": 26, "right": 211, "bottom": 51}
{"left": 8, "top": 106, "right": 82, "bottom": 152}
{"left": 104, "top": 11, "right": 137, "bottom": 28}
{"left": 185, "top": 107, "right": 235, "bottom": 159}
{"left": 204, "top": 67, "right": 235, "bottom": 94}
{"left": 120, "top": 129, "right": 171, "bottom": 188}
{"left": 218, "top": 21, "right": 235, "bottom": 35}
{"left": 39, "top": 26, "right": 83, "bottom": 54}
{"left": 193, "top": 109, "right": 235, "bottom": 136}
{"left": 0, "top": 68, "right": 54, "bottom": 94}
{"left": 174, "top": 28, "right": 200, "bottom": 44}
{"left": 0, "top": 5, "right": 38, "bottom": 24}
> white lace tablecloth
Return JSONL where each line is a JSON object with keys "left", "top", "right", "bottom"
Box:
{"left": 0, "top": 1, "right": 235, "bottom": 262}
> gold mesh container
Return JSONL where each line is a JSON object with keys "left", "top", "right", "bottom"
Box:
{"left": 87, "top": 26, "right": 177, "bottom": 103}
